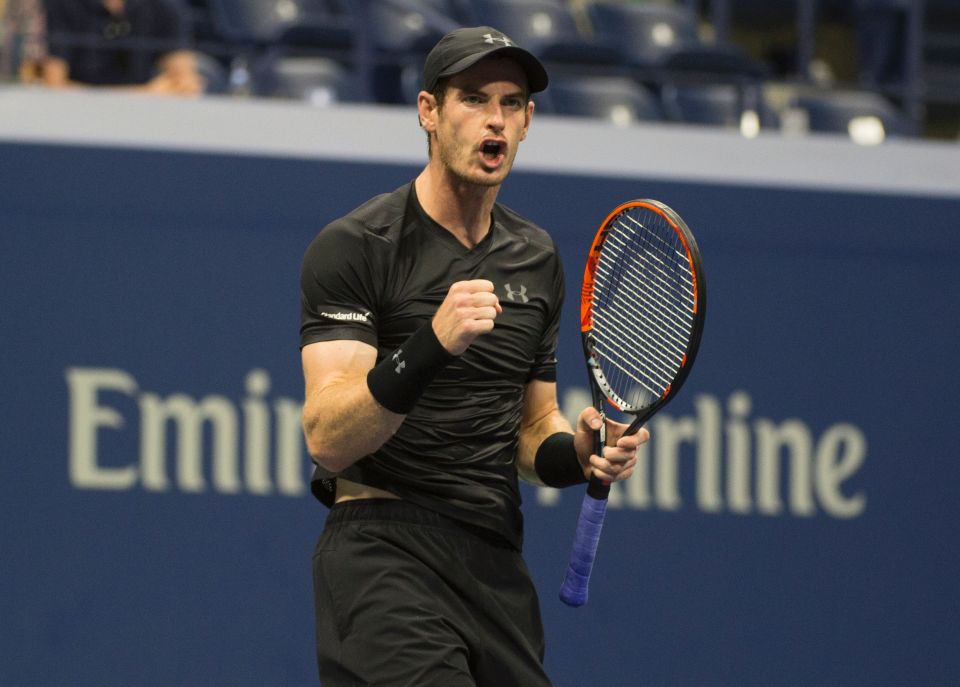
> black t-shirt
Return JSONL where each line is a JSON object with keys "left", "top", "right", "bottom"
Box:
{"left": 45, "top": 0, "right": 188, "bottom": 86}
{"left": 300, "top": 183, "right": 565, "bottom": 549}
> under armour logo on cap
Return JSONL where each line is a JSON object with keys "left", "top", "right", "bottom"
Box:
{"left": 483, "top": 33, "right": 512, "bottom": 47}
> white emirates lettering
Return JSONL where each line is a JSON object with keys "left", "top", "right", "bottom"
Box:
{"left": 539, "top": 388, "right": 868, "bottom": 519}
{"left": 65, "top": 367, "right": 308, "bottom": 496}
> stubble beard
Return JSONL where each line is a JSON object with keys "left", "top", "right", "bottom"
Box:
{"left": 437, "top": 137, "right": 509, "bottom": 189}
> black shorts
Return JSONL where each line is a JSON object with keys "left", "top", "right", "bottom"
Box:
{"left": 313, "top": 499, "right": 552, "bottom": 687}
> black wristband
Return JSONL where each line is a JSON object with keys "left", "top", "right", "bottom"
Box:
{"left": 366, "top": 321, "right": 455, "bottom": 414}
{"left": 534, "top": 432, "right": 588, "bottom": 488}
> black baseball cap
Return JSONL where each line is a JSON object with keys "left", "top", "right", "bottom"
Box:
{"left": 422, "top": 26, "right": 549, "bottom": 94}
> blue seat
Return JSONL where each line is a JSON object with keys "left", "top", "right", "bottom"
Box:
{"left": 205, "top": 0, "right": 352, "bottom": 52}
{"left": 660, "top": 83, "right": 778, "bottom": 131}
{"left": 541, "top": 74, "right": 663, "bottom": 125}
{"left": 586, "top": 1, "right": 767, "bottom": 79}
{"left": 789, "top": 90, "right": 913, "bottom": 141}
{"left": 357, "top": 0, "right": 462, "bottom": 104}
{"left": 364, "top": 0, "right": 459, "bottom": 54}
{"left": 205, "top": 0, "right": 357, "bottom": 98}
{"left": 251, "top": 54, "right": 359, "bottom": 104}
{"left": 467, "top": 0, "right": 620, "bottom": 66}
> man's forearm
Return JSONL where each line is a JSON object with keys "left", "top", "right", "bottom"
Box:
{"left": 302, "top": 374, "right": 405, "bottom": 473}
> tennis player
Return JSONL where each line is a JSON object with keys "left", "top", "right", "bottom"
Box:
{"left": 300, "top": 26, "right": 648, "bottom": 686}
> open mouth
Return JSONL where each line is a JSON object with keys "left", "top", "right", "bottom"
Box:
{"left": 481, "top": 140, "right": 505, "bottom": 161}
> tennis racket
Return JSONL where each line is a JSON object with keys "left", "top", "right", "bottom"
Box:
{"left": 559, "top": 199, "right": 706, "bottom": 607}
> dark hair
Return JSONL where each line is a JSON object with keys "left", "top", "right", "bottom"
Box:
{"left": 432, "top": 77, "right": 450, "bottom": 108}
{"left": 424, "top": 76, "right": 450, "bottom": 157}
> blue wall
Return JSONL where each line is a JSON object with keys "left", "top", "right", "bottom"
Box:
{"left": 2, "top": 120, "right": 959, "bottom": 686}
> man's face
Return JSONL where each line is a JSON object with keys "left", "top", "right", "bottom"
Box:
{"left": 430, "top": 57, "right": 534, "bottom": 188}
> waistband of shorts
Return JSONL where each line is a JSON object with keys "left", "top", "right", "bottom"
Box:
{"left": 326, "top": 499, "right": 515, "bottom": 549}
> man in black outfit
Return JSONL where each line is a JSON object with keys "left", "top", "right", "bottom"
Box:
{"left": 300, "top": 26, "right": 648, "bottom": 686}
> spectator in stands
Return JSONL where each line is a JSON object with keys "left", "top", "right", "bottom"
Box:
{"left": 0, "top": 0, "right": 47, "bottom": 82}
{"left": 40, "top": 0, "right": 203, "bottom": 95}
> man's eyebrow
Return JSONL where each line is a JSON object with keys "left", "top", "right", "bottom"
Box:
{"left": 460, "top": 88, "right": 529, "bottom": 102}
{"left": 455, "top": 79, "right": 527, "bottom": 96}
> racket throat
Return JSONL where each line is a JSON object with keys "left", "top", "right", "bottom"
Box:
{"left": 587, "top": 415, "right": 611, "bottom": 499}
{"left": 596, "top": 416, "right": 607, "bottom": 459}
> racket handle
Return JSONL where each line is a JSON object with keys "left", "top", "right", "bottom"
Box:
{"left": 559, "top": 474, "right": 610, "bottom": 607}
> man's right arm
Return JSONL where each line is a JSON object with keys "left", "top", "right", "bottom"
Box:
{"left": 301, "top": 279, "right": 502, "bottom": 473}
{"left": 301, "top": 338, "right": 405, "bottom": 473}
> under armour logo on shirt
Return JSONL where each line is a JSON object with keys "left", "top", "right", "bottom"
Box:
{"left": 504, "top": 283, "right": 529, "bottom": 303}
{"left": 483, "top": 33, "right": 512, "bottom": 47}
{"left": 392, "top": 349, "right": 406, "bottom": 374}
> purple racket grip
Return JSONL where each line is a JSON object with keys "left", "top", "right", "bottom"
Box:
{"left": 559, "top": 492, "right": 609, "bottom": 607}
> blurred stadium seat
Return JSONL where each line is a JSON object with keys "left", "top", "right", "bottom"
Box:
{"left": 467, "top": 0, "right": 620, "bottom": 66}
{"left": 250, "top": 53, "right": 359, "bottom": 105}
{"left": 586, "top": 1, "right": 768, "bottom": 80}
{"left": 364, "top": 0, "right": 457, "bottom": 53}
{"left": 660, "top": 82, "right": 779, "bottom": 134}
{"left": 204, "top": 0, "right": 352, "bottom": 54}
{"left": 202, "top": 0, "right": 355, "bottom": 99}
{"left": 359, "top": 0, "right": 461, "bottom": 103}
{"left": 539, "top": 73, "right": 663, "bottom": 125}
{"left": 3, "top": 0, "right": 950, "bottom": 138}
{"left": 789, "top": 89, "right": 912, "bottom": 143}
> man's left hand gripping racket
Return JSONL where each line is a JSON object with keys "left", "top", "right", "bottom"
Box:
{"left": 559, "top": 199, "right": 706, "bottom": 607}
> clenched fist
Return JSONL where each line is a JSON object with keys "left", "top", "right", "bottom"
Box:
{"left": 432, "top": 280, "right": 502, "bottom": 355}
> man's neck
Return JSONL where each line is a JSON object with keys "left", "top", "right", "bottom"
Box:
{"left": 414, "top": 164, "right": 500, "bottom": 250}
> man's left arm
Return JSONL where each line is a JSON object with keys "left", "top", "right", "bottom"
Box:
{"left": 517, "top": 378, "right": 647, "bottom": 487}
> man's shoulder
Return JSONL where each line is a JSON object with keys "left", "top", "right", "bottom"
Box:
{"left": 339, "top": 183, "right": 411, "bottom": 233}
{"left": 312, "top": 184, "right": 409, "bottom": 243}
{"left": 493, "top": 202, "right": 556, "bottom": 253}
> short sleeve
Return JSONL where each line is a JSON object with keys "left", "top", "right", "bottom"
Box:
{"left": 299, "top": 221, "right": 381, "bottom": 350}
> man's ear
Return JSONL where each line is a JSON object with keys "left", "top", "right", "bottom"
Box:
{"left": 417, "top": 91, "right": 438, "bottom": 133}
{"left": 520, "top": 99, "right": 535, "bottom": 141}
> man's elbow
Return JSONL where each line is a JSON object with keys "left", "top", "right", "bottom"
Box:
{"left": 303, "top": 411, "right": 345, "bottom": 473}
{"left": 304, "top": 433, "right": 352, "bottom": 474}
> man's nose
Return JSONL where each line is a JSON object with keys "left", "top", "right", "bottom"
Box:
{"left": 486, "top": 100, "right": 506, "bottom": 130}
